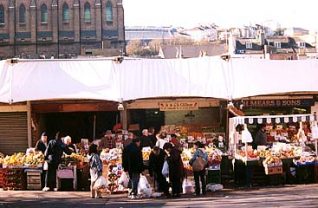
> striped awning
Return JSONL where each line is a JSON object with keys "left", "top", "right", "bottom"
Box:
{"left": 231, "top": 114, "right": 315, "bottom": 126}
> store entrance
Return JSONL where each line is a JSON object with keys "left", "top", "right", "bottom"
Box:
{"left": 39, "top": 111, "right": 119, "bottom": 143}
{"left": 129, "top": 109, "right": 165, "bottom": 134}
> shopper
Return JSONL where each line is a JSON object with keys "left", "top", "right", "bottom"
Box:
{"left": 122, "top": 138, "right": 144, "bottom": 199}
{"left": 123, "top": 132, "right": 134, "bottom": 147}
{"left": 149, "top": 146, "right": 170, "bottom": 197}
{"left": 140, "top": 129, "right": 154, "bottom": 148}
{"left": 254, "top": 124, "right": 267, "bottom": 146}
{"left": 155, "top": 132, "right": 168, "bottom": 149}
{"left": 88, "top": 144, "right": 103, "bottom": 198}
{"left": 170, "top": 134, "right": 183, "bottom": 152}
{"left": 35, "top": 132, "right": 48, "bottom": 154}
{"left": 189, "top": 141, "right": 208, "bottom": 196}
{"left": 163, "top": 142, "right": 184, "bottom": 198}
{"left": 43, "top": 132, "right": 72, "bottom": 191}
{"left": 63, "top": 136, "right": 77, "bottom": 153}
{"left": 148, "top": 127, "right": 157, "bottom": 147}
{"left": 99, "top": 130, "right": 116, "bottom": 150}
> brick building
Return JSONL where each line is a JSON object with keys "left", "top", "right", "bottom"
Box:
{"left": 0, "top": 0, "right": 125, "bottom": 59}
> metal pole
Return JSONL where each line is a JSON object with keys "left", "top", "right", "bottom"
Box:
{"left": 27, "top": 101, "right": 32, "bottom": 147}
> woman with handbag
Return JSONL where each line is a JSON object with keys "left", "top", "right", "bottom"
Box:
{"left": 189, "top": 141, "right": 208, "bottom": 196}
{"left": 88, "top": 144, "right": 105, "bottom": 198}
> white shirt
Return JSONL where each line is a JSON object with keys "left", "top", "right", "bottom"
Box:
{"left": 156, "top": 138, "right": 168, "bottom": 149}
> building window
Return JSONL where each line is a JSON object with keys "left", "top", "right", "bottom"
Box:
{"left": 274, "top": 42, "right": 281, "bottom": 49}
{"left": 84, "top": 2, "right": 91, "bottom": 22}
{"left": 40, "top": 4, "right": 48, "bottom": 23}
{"left": 105, "top": 1, "right": 113, "bottom": 22}
{"left": 19, "top": 4, "right": 26, "bottom": 23}
{"left": 0, "top": 5, "right": 4, "bottom": 24}
{"left": 246, "top": 42, "right": 252, "bottom": 49}
{"left": 62, "top": 3, "right": 69, "bottom": 22}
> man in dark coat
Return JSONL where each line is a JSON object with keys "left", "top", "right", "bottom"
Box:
{"left": 163, "top": 142, "right": 184, "bottom": 197}
{"left": 255, "top": 124, "right": 267, "bottom": 146}
{"left": 43, "top": 132, "right": 72, "bottom": 191}
{"left": 149, "top": 146, "right": 170, "bottom": 197}
{"left": 35, "top": 132, "right": 48, "bottom": 154}
{"left": 122, "top": 138, "right": 144, "bottom": 199}
{"left": 140, "top": 129, "right": 154, "bottom": 148}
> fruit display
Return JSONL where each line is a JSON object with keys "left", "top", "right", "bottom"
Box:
{"left": 236, "top": 149, "right": 259, "bottom": 161}
{"left": 263, "top": 155, "right": 282, "bottom": 167}
{"left": 63, "top": 153, "right": 86, "bottom": 165}
{"left": 3, "top": 153, "right": 25, "bottom": 167}
{"left": 100, "top": 148, "right": 122, "bottom": 162}
{"left": 24, "top": 152, "right": 45, "bottom": 167}
{"left": 293, "top": 156, "right": 316, "bottom": 166}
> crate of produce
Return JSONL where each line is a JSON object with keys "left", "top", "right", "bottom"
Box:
{"left": 264, "top": 165, "right": 283, "bottom": 175}
{"left": 26, "top": 169, "right": 42, "bottom": 190}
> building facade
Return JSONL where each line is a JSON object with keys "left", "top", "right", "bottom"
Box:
{"left": 0, "top": 0, "right": 125, "bottom": 59}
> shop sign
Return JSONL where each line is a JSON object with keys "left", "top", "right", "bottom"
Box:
{"left": 235, "top": 99, "right": 314, "bottom": 108}
{"left": 159, "top": 101, "right": 199, "bottom": 111}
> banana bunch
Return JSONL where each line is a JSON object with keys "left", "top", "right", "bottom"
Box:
{"left": 258, "top": 150, "right": 271, "bottom": 158}
{"left": 24, "top": 152, "right": 45, "bottom": 166}
{"left": 3, "top": 152, "right": 25, "bottom": 166}
{"left": 64, "top": 153, "right": 85, "bottom": 163}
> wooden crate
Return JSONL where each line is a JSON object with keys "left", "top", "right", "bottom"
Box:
{"left": 26, "top": 170, "right": 42, "bottom": 190}
{"left": 264, "top": 165, "right": 283, "bottom": 175}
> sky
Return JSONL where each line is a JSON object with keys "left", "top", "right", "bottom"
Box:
{"left": 123, "top": 0, "right": 318, "bottom": 31}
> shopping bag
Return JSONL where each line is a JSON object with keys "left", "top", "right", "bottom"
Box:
{"left": 138, "top": 175, "right": 152, "bottom": 197}
{"left": 182, "top": 179, "right": 194, "bottom": 194}
{"left": 93, "top": 176, "right": 108, "bottom": 190}
{"left": 162, "top": 160, "right": 169, "bottom": 177}
{"left": 118, "top": 171, "right": 130, "bottom": 188}
{"left": 192, "top": 157, "right": 207, "bottom": 172}
{"left": 43, "top": 161, "right": 48, "bottom": 171}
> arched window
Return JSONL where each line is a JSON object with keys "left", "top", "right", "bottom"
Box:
{"left": 0, "top": 5, "right": 4, "bottom": 24}
{"left": 62, "top": 3, "right": 69, "bottom": 22}
{"left": 19, "top": 4, "right": 26, "bottom": 23}
{"left": 84, "top": 2, "right": 91, "bottom": 22}
{"left": 105, "top": 1, "right": 113, "bottom": 22}
{"left": 40, "top": 4, "right": 48, "bottom": 23}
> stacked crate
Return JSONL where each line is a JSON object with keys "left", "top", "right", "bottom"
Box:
{"left": 26, "top": 169, "right": 42, "bottom": 190}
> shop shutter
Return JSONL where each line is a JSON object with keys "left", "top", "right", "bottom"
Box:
{"left": 0, "top": 112, "right": 28, "bottom": 155}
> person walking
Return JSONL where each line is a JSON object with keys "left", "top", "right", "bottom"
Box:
{"left": 189, "top": 141, "right": 208, "bottom": 196}
{"left": 149, "top": 146, "right": 170, "bottom": 197}
{"left": 88, "top": 144, "right": 103, "bottom": 198}
{"left": 43, "top": 132, "right": 72, "bottom": 191}
{"left": 122, "top": 138, "right": 144, "bottom": 199}
{"left": 163, "top": 143, "right": 184, "bottom": 198}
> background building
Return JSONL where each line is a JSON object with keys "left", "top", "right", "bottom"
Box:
{"left": 0, "top": 0, "right": 125, "bottom": 59}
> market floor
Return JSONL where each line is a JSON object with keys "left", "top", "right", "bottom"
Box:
{"left": 1, "top": 184, "right": 318, "bottom": 208}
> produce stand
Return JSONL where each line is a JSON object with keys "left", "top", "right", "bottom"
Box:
{"left": 229, "top": 114, "right": 318, "bottom": 187}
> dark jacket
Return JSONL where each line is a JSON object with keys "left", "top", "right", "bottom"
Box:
{"left": 167, "top": 147, "right": 184, "bottom": 179}
{"left": 255, "top": 129, "right": 267, "bottom": 146}
{"left": 45, "top": 139, "right": 72, "bottom": 165}
{"left": 148, "top": 149, "right": 166, "bottom": 177}
{"left": 140, "top": 135, "right": 154, "bottom": 148}
{"left": 35, "top": 139, "right": 47, "bottom": 154}
{"left": 122, "top": 142, "right": 143, "bottom": 174}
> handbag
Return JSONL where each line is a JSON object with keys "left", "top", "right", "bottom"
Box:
{"left": 161, "top": 160, "right": 169, "bottom": 177}
{"left": 192, "top": 156, "right": 207, "bottom": 172}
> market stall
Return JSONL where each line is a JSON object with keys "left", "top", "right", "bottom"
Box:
{"left": 229, "top": 114, "right": 318, "bottom": 186}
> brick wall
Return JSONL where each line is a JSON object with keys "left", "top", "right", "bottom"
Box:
{"left": 0, "top": 0, "right": 124, "bottom": 59}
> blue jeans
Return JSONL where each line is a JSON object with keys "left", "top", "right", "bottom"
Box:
{"left": 129, "top": 172, "right": 140, "bottom": 196}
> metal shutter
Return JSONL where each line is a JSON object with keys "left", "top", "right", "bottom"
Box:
{"left": 0, "top": 112, "right": 28, "bottom": 155}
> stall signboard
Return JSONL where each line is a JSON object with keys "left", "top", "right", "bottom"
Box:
{"left": 234, "top": 99, "right": 314, "bottom": 108}
{"left": 159, "top": 101, "right": 199, "bottom": 111}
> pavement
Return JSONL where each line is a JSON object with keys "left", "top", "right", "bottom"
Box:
{"left": 1, "top": 184, "right": 318, "bottom": 208}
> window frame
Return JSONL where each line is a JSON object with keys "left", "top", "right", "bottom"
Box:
{"left": 40, "top": 4, "right": 48, "bottom": 24}
{"left": 62, "top": 3, "right": 70, "bottom": 22}
{"left": 0, "top": 5, "right": 5, "bottom": 25}
{"left": 105, "top": 1, "right": 113, "bottom": 23}
{"left": 84, "top": 2, "right": 91, "bottom": 23}
{"left": 19, "top": 4, "right": 26, "bottom": 24}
